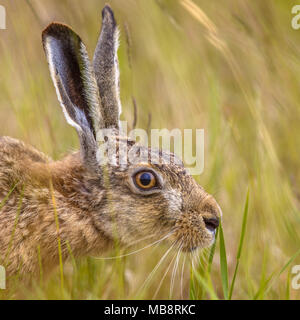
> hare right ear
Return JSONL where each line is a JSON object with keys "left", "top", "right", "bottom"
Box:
{"left": 93, "top": 5, "right": 121, "bottom": 129}
{"left": 42, "top": 23, "right": 104, "bottom": 169}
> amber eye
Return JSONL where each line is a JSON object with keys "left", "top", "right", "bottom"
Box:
{"left": 135, "top": 171, "right": 157, "bottom": 189}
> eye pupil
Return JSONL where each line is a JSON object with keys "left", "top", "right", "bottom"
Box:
{"left": 139, "top": 172, "right": 152, "bottom": 186}
{"left": 134, "top": 171, "right": 157, "bottom": 190}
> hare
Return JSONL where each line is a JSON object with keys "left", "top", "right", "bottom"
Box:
{"left": 0, "top": 5, "right": 221, "bottom": 278}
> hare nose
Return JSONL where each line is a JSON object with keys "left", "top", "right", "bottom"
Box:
{"left": 203, "top": 216, "right": 219, "bottom": 232}
{"left": 200, "top": 196, "right": 221, "bottom": 217}
{"left": 199, "top": 195, "right": 222, "bottom": 231}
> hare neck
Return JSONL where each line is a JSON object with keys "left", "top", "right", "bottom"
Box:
{"left": 42, "top": 153, "right": 112, "bottom": 259}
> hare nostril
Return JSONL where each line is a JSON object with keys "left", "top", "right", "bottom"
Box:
{"left": 203, "top": 217, "right": 219, "bottom": 232}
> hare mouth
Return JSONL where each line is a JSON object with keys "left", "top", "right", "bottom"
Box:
{"left": 173, "top": 217, "right": 218, "bottom": 252}
{"left": 180, "top": 234, "right": 216, "bottom": 252}
{"left": 188, "top": 246, "right": 199, "bottom": 252}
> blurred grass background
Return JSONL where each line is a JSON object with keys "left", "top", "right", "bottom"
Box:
{"left": 0, "top": 0, "right": 300, "bottom": 299}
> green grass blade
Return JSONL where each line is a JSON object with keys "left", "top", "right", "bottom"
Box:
{"left": 253, "top": 249, "right": 300, "bottom": 299}
{"left": 37, "top": 245, "right": 43, "bottom": 287}
{"left": 189, "top": 266, "right": 196, "bottom": 300}
{"left": 229, "top": 189, "right": 249, "bottom": 299}
{"left": 3, "top": 185, "right": 24, "bottom": 266}
{"left": 193, "top": 269, "right": 219, "bottom": 300}
{"left": 264, "top": 248, "right": 300, "bottom": 296}
{"left": 0, "top": 182, "right": 18, "bottom": 210}
{"left": 208, "top": 227, "right": 219, "bottom": 274}
{"left": 286, "top": 269, "right": 291, "bottom": 300}
{"left": 229, "top": 261, "right": 239, "bottom": 300}
{"left": 253, "top": 271, "right": 275, "bottom": 300}
{"left": 219, "top": 222, "right": 229, "bottom": 300}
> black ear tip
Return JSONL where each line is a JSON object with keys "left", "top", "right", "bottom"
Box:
{"left": 102, "top": 4, "right": 116, "bottom": 25}
{"left": 42, "top": 22, "right": 56, "bottom": 39}
{"left": 42, "top": 22, "right": 73, "bottom": 40}
{"left": 42, "top": 22, "right": 81, "bottom": 51}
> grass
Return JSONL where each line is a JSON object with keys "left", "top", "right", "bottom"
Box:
{"left": 0, "top": 0, "right": 300, "bottom": 299}
{"left": 219, "top": 221, "right": 229, "bottom": 300}
{"left": 229, "top": 189, "right": 249, "bottom": 299}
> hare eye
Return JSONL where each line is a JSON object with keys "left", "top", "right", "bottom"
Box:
{"left": 135, "top": 171, "right": 156, "bottom": 189}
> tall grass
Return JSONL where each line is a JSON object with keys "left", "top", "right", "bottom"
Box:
{"left": 0, "top": 0, "right": 299, "bottom": 299}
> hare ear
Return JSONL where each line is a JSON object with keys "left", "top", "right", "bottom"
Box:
{"left": 42, "top": 23, "right": 104, "bottom": 168}
{"left": 93, "top": 5, "right": 121, "bottom": 129}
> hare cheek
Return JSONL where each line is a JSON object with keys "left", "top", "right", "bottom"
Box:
{"left": 162, "top": 190, "right": 182, "bottom": 216}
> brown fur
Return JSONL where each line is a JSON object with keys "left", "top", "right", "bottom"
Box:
{"left": 0, "top": 136, "right": 220, "bottom": 278}
{"left": 0, "top": 137, "right": 111, "bottom": 276}
{"left": 0, "top": 5, "right": 221, "bottom": 279}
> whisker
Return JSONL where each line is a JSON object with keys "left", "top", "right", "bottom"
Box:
{"left": 137, "top": 241, "right": 177, "bottom": 297}
{"left": 193, "top": 250, "right": 201, "bottom": 266}
{"left": 195, "top": 249, "right": 209, "bottom": 272}
{"left": 169, "top": 244, "right": 182, "bottom": 298}
{"left": 94, "top": 230, "right": 175, "bottom": 260}
{"left": 152, "top": 249, "right": 177, "bottom": 300}
{"left": 191, "top": 254, "right": 196, "bottom": 273}
{"left": 125, "top": 233, "right": 157, "bottom": 248}
{"left": 193, "top": 251, "right": 203, "bottom": 273}
{"left": 181, "top": 253, "right": 187, "bottom": 299}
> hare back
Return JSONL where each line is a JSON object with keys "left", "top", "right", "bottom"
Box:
{"left": 0, "top": 136, "right": 110, "bottom": 277}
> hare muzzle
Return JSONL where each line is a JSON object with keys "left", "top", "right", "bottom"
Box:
{"left": 173, "top": 194, "right": 221, "bottom": 252}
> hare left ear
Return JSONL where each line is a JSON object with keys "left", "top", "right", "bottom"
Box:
{"left": 42, "top": 23, "right": 104, "bottom": 169}
{"left": 93, "top": 5, "right": 122, "bottom": 130}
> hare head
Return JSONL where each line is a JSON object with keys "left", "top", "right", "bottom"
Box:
{"left": 41, "top": 5, "right": 221, "bottom": 256}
